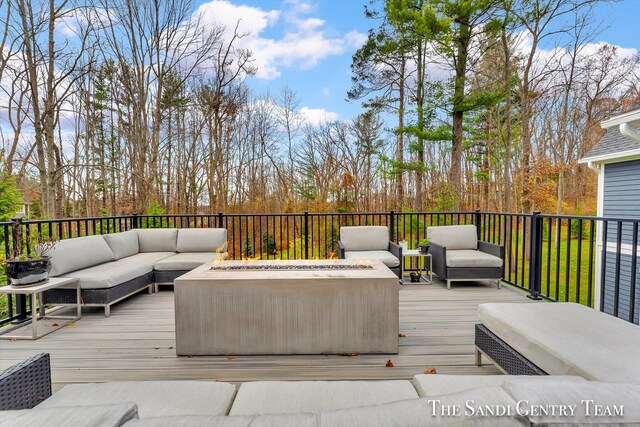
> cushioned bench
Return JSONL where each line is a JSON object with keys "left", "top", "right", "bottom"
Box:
{"left": 43, "top": 228, "right": 228, "bottom": 316}
{"left": 475, "top": 302, "right": 640, "bottom": 383}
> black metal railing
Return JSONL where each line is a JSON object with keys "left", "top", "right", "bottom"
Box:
{"left": 1, "top": 210, "right": 638, "bottom": 326}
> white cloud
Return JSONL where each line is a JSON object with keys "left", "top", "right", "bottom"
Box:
{"left": 300, "top": 106, "right": 339, "bottom": 126}
{"left": 194, "top": 0, "right": 366, "bottom": 80}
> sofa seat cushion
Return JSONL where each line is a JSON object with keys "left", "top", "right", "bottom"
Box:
{"left": 136, "top": 229, "right": 178, "bottom": 252}
{"left": 123, "top": 414, "right": 316, "bottom": 427}
{"left": 445, "top": 250, "right": 503, "bottom": 268}
{"left": 118, "top": 252, "right": 176, "bottom": 267}
{"left": 412, "top": 374, "right": 586, "bottom": 397}
{"left": 1, "top": 403, "right": 138, "bottom": 427}
{"left": 49, "top": 235, "right": 116, "bottom": 276}
{"left": 103, "top": 230, "right": 139, "bottom": 260}
{"left": 503, "top": 380, "right": 640, "bottom": 425}
{"left": 478, "top": 302, "right": 640, "bottom": 383}
{"left": 59, "top": 262, "right": 152, "bottom": 290}
{"left": 427, "top": 225, "right": 478, "bottom": 250}
{"left": 177, "top": 228, "right": 228, "bottom": 253}
{"left": 154, "top": 253, "right": 223, "bottom": 271}
{"left": 319, "top": 387, "right": 526, "bottom": 427}
{"left": 38, "top": 381, "right": 236, "bottom": 418}
{"left": 344, "top": 251, "right": 399, "bottom": 268}
{"left": 340, "top": 226, "right": 389, "bottom": 251}
{"left": 229, "top": 380, "right": 418, "bottom": 415}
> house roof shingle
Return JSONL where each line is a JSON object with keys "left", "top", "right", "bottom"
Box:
{"left": 582, "top": 125, "right": 640, "bottom": 160}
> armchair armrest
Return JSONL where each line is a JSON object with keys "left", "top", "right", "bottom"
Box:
{"left": 429, "top": 242, "right": 447, "bottom": 279}
{"left": 338, "top": 241, "right": 346, "bottom": 259}
{"left": 0, "top": 352, "right": 51, "bottom": 410}
{"left": 478, "top": 241, "right": 504, "bottom": 259}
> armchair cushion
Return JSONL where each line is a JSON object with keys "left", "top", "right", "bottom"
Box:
{"left": 427, "top": 225, "right": 477, "bottom": 250}
{"left": 177, "top": 228, "right": 228, "bottom": 253}
{"left": 445, "top": 250, "right": 503, "bottom": 268}
{"left": 344, "top": 250, "right": 400, "bottom": 268}
{"left": 339, "top": 226, "right": 389, "bottom": 251}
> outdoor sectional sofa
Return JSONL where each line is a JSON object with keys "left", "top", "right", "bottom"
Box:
{"left": 43, "top": 228, "right": 228, "bottom": 317}
{"left": 2, "top": 353, "right": 640, "bottom": 426}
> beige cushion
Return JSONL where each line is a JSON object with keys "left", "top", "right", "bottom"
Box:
{"left": 49, "top": 235, "right": 116, "bottom": 276}
{"left": 102, "top": 230, "right": 139, "bottom": 260}
{"left": 412, "top": 374, "right": 586, "bottom": 397}
{"left": 136, "top": 229, "right": 178, "bottom": 252}
{"left": 1, "top": 403, "right": 138, "bottom": 427}
{"left": 339, "top": 226, "right": 389, "bottom": 251}
{"left": 344, "top": 250, "right": 400, "bottom": 268}
{"left": 177, "top": 228, "right": 228, "bottom": 253}
{"left": 123, "top": 414, "right": 317, "bottom": 427}
{"left": 154, "top": 253, "right": 225, "bottom": 271}
{"left": 503, "top": 380, "right": 640, "bottom": 424}
{"left": 39, "top": 381, "right": 237, "bottom": 418}
{"left": 478, "top": 302, "right": 640, "bottom": 383}
{"left": 229, "top": 380, "right": 418, "bottom": 415}
{"left": 320, "top": 387, "right": 526, "bottom": 426}
{"left": 445, "top": 250, "right": 503, "bottom": 268}
{"left": 59, "top": 262, "right": 151, "bottom": 289}
{"left": 118, "top": 252, "right": 176, "bottom": 267}
{"left": 428, "top": 225, "right": 477, "bottom": 250}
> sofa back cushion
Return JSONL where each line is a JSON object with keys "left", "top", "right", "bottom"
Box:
{"left": 177, "top": 228, "right": 228, "bottom": 253}
{"left": 340, "top": 226, "right": 389, "bottom": 251}
{"left": 49, "top": 235, "right": 116, "bottom": 276}
{"left": 102, "top": 230, "right": 139, "bottom": 260}
{"left": 428, "top": 225, "right": 477, "bottom": 250}
{"left": 1, "top": 403, "right": 138, "bottom": 427}
{"left": 136, "top": 229, "right": 178, "bottom": 253}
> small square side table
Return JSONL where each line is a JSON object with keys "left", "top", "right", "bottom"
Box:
{"left": 403, "top": 250, "right": 433, "bottom": 284}
{"left": 0, "top": 277, "right": 81, "bottom": 340}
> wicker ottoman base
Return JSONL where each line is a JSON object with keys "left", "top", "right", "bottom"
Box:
{"left": 475, "top": 323, "right": 546, "bottom": 375}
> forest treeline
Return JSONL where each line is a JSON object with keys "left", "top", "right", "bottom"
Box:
{"left": 0, "top": 0, "right": 639, "bottom": 220}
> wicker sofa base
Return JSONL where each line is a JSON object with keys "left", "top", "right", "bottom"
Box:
{"left": 0, "top": 353, "right": 51, "bottom": 410}
{"left": 43, "top": 272, "right": 154, "bottom": 317}
{"left": 474, "top": 323, "right": 547, "bottom": 375}
{"left": 154, "top": 270, "right": 190, "bottom": 288}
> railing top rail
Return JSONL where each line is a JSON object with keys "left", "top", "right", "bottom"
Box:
{"left": 0, "top": 215, "right": 134, "bottom": 226}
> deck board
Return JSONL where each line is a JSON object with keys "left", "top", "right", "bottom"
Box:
{"left": 0, "top": 280, "right": 533, "bottom": 391}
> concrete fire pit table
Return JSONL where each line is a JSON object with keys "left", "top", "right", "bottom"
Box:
{"left": 174, "top": 259, "right": 399, "bottom": 356}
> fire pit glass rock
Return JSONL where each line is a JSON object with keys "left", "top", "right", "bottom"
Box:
{"left": 209, "top": 263, "right": 373, "bottom": 271}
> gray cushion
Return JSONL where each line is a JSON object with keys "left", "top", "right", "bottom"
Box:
{"left": 339, "top": 226, "right": 389, "bottom": 251}
{"left": 103, "top": 230, "right": 139, "bottom": 260}
{"left": 118, "top": 252, "right": 176, "bottom": 267}
{"left": 319, "top": 387, "right": 527, "bottom": 426}
{"left": 445, "top": 250, "right": 503, "bottom": 268}
{"left": 59, "top": 262, "right": 152, "bottom": 289}
{"left": 478, "top": 302, "right": 640, "bottom": 383}
{"left": 428, "top": 225, "right": 478, "bottom": 250}
{"left": 136, "top": 229, "right": 178, "bottom": 252}
{"left": 177, "top": 228, "right": 228, "bottom": 253}
{"left": 1, "top": 403, "right": 138, "bottom": 427}
{"left": 229, "top": 380, "right": 418, "bottom": 415}
{"left": 154, "top": 253, "right": 225, "bottom": 271}
{"left": 39, "top": 381, "right": 236, "bottom": 418}
{"left": 123, "top": 414, "right": 317, "bottom": 427}
{"left": 49, "top": 235, "right": 116, "bottom": 276}
{"left": 412, "top": 374, "right": 586, "bottom": 397}
{"left": 503, "top": 380, "right": 640, "bottom": 424}
{"left": 344, "top": 250, "right": 400, "bottom": 268}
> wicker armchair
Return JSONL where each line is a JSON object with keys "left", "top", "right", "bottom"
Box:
{"left": 338, "top": 226, "right": 403, "bottom": 280}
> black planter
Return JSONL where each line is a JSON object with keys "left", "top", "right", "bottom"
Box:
{"left": 419, "top": 245, "right": 430, "bottom": 253}
{"left": 5, "top": 257, "right": 51, "bottom": 286}
{"left": 409, "top": 272, "right": 421, "bottom": 282}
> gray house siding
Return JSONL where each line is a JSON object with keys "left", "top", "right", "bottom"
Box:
{"left": 602, "top": 159, "right": 640, "bottom": 324}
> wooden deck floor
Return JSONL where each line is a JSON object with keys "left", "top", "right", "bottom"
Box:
{"left": 0, "top": 280, "right": 532, "bottom": 391}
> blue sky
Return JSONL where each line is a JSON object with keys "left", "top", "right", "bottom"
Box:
{"left": 194, "top": 0, "right": 640, "bottom": 123}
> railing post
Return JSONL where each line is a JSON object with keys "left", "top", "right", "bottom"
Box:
{"left": 131, "top": 213, "right": 139, "bottom": 229}
{"left": 527, "top": 211, "right": 543, "bottom": 300}
{"left": 11, "top": 217, "right": 28, "bottom": 323}
{"left": 389, "top": 210, "right": 395, "bottom": 242}
{"left": 217, "top": 212, "right": 224, "bottom": 228}
{"left": 304, "top": 211, "right": 309, "bottom": 259}
{"left": 474, "top": 209, "right": 482, "bottom": 240}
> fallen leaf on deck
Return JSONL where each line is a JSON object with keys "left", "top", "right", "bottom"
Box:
{"left": 227, "top": 356, "right": 237, "bottom": 360}
{"left": 340, "top": 353, "right": 358, "bottom": 357}
{"left": 385, "top": 360, "right": 394, "bottom": 368}
{"left": 398, "top": 333, "right": 406, "bottom": 337}
{"left": 187, "top": 355, "right": 193, "bottom": 358}
{"left": 65, "top": 322, "right": 75, "bottom": 326}
{"left": 51, "top": 323, "right": 59, "bottom": 326}
{"left": 423, "top": 367, "right": 437, "bottom": 374}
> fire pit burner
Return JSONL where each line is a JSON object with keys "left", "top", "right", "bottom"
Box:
{"left": 209, "top": 263, "right": 373, "bottom": 271}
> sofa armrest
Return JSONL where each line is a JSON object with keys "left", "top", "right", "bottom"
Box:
{"left": 338, "top": 241, "right": 346, "bottom": 259}
{"left": 429, "top": 242, "right": 447, "bottom": 279}
{"left": 0, "top": 352, "right": 52, "bottom": 410}
{"left": 478, "top": 241, "right": 504, "bottom": 260}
